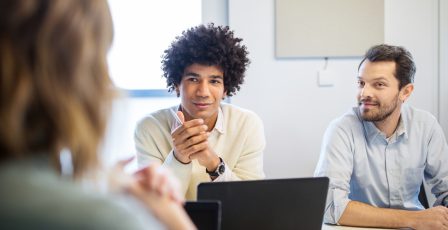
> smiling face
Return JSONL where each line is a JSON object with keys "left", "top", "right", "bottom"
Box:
{"left": 357, "top": 60, "right": 406, "bottom": 122}
{"left": 176, "top": 64, "right": 226, "bottom": 129}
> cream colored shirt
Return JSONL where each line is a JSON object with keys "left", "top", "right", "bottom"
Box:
{"left": 135, "top": 103, "right": 265, "bottom": 200}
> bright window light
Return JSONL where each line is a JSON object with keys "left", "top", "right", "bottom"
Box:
{"left": 107, "top": 0, "right": 202, "bottom": 90}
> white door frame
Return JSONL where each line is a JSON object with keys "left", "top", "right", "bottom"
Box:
{"left": 440, "top": 0, "right": 448, "bottom": 139}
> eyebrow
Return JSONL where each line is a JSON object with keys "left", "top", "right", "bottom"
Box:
{"left": 183, "top": 72, "right": 223, "bottom": 80}
{"left": 184, "top": 72, "right": 200, "bottom": 77}
{"left": 357, "top": 76, "right": 389, "bottom": 82}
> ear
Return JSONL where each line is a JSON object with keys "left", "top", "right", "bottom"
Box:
{"left": 222, "top": 89, "right": 227, "bottom": 100}
{"left": 399, "top": 83, "right": 414, "bottom": 102}
{"left": 174, "top": 84, "right": 180, "bottom": 97}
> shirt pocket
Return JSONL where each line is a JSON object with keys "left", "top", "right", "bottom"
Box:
{"left": 402, "top": 166, "right": 425, "bottom": 199}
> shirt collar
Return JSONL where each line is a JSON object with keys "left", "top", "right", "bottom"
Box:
{"left": 357, "top": 106, "right": 409, "bottom": 143}
{"left": 214, "top": 106, "right": 225, "bottom": 134}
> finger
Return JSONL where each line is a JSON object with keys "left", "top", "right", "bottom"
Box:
{"left": 186, "top": 141, "right": 209, "bottom": 157}
{"left": 181, "top": 132, "right": 210, "bottom": 149}
{"left": 180, "top": 124, "right": 208, "bottom": 139}
{"left": 115, "top": 156, "right": 136, "bottom": 169}
{"left": 134, "top": 164, "right": 160, "bottom": 191}
{"left": 172, "top": 125, "right": 208, "bottom": 145}
{"left": 177, "top": 111, "right": 185, "bottom": 124}
{"left": 171, "top": 119, "right": 204, "bottom": 136}
{"left": 155, "top": 167, "right": 184, "bottom": 202}
{"left": 133, "top": 161, "right": 161, "bottom": 177}
{"left": 155, "top": 173, "right": 169, "bottom": 196}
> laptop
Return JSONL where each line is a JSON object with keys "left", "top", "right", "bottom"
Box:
{"left": 197, "top": 177, "right": 329, "bottom": 230}
{"left": 184, "top": 200, "right": 221, "bottom": 230}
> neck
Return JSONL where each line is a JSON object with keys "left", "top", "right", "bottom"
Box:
{"left": 374, "top": 107, "right": 402, "bottom": 138}
{"left": 204, "top": 115, "right": 218, "bottom": 132}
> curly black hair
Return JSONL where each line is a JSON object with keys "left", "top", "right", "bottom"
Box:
{"left": 161, "top": 23, "right": 250, "bottom": 97}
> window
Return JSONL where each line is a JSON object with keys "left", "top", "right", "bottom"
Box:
{"left": 107, "top": 0, "right": 202, "bottom": 90}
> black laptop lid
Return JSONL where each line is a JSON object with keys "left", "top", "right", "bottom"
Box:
{"left": 184, "top": 200, "right": 221, "bottom": 230}
{"left": 197, "top": 177, "right": 329, "bottom": 230}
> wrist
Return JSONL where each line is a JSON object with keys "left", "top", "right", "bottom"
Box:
{"left": 205, "top": 155, "right": 221, "bottom": 172}
{"left": 173, "top": 150, "right": 191, "bottom": 164}
{"left": 401, "top": 210, "right": 419, "bottom": 229}
{"left": 206, "top": 157, "right": 225, "bottom": 178}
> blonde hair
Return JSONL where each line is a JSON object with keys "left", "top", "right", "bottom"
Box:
{"left": 0, "top": 0, "right": 114, "bottom": 177}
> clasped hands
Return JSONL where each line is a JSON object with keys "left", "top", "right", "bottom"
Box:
{"left": 171, "top": 111, "right": 220, "bottom": 172}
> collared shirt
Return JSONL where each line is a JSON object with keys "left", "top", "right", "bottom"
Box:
{"left": 135, "top": 103, "right": 265, "bottom": 200}
{"left": 314, "top": 104, "right": 448, "bottom": 224}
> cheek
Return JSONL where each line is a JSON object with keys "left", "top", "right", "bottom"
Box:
{"left": 356, "top": 91, "right": 362, "bottom": 100}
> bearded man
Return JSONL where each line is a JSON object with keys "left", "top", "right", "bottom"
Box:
{"left": 315, "top": 44, "right": 448, "bottom": 229}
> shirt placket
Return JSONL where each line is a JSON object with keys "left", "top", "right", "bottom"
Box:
{"left": 385, "top": 139, "right": 402, "bottom": 207}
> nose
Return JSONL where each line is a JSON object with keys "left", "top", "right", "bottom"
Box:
{"left": 359, "top": 85, "right": 372, "bottom": 99}
{"left": 196, "top": 81, "right": 210, "bottom": 97}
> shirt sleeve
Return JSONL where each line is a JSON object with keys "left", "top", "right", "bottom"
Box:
{"left": 314, "top": 120, "right": 354, "bottom": 224}
{"left": 424, "top": 120, "right": 448, "bottom": 206}
{"left": 214, "top": 112, "right": 265, "bottom": 182}
{"left": 134, "top": 117, "right": 192, "bottom": 196}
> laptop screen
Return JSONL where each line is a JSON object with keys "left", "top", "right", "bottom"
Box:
{"left": 197, "top": 177, "right": 329, "bottom": 230}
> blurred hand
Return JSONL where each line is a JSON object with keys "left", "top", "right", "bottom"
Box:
{"left": 132, "top": 162, "right": 183, "bottom": 204}
{"left": 110, "top": 158, "right": 195, "bottom": 230}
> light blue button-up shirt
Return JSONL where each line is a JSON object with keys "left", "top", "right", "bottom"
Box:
{"left": 314, "top": 104, "right": 448, "bottom": 224}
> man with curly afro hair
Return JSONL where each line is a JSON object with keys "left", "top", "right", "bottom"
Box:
{"left": 134, "top": 24, "right": 265, "bottom": 200}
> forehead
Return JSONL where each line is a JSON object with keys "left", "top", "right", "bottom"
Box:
{"left": 183, "top": 64, "right": 224, "bottom": 77}
{"left": 358, "top": 60, "right": 397, "bottom": 82}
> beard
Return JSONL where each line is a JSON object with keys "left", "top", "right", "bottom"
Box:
{"left": 358, "top": 94, "right": 400, "bottom": 122}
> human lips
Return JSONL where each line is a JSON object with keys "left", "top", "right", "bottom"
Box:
{"left": 359, "top": 100, "right": 379, "bottom": 109}
{"left": 193, "top": 102, "right": 212, "bottom": 109}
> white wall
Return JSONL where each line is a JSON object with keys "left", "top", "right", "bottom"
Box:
{"left": 103, "top": 0, "right": 445, "bottom": 179}
{"left": 440, "top": 0, "right": 448, "bottom": 139}
{"left": 228, "top": 0, "right": 441, "bottom": 178}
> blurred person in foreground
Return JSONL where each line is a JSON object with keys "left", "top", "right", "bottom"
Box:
{"left": 0, "top": 0, "right": 195, "bottom": 229}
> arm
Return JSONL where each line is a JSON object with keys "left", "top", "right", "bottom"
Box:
{"left": 134, "top": 116, "right": 193, "bottom": 195}
{"left": 340, "top": 200, "right": 448, "bottom": 229}
{"left": 214, "top": 112, "right": 265, "bottom": 182}
{"left": 314, "top": 120, "right": 354, "bottom": 224}
{"left": 317, "top": 118, "right": 448, "bottom": 229}
{"left": 425, "top": 120, "right": 448, "bottom": 205}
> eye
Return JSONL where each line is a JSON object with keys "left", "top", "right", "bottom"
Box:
{"left": 357, "top": 80, "right": 365, "bottom": 88}
{"left": 186, "top": 77, "right": 198, "bottom": 82}
{"left": 375, "top": 82, "right": 386, "bottom": 88}
{"left": 210, "top": 79, "right": 222, "bottom": 84}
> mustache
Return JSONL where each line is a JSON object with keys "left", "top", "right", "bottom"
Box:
{"left": 358, "top": 98, "right": 379, "bottom": 106}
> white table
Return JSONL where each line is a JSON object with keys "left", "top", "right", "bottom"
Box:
{"left": 322, "top": 224, "right": 397, "bottom": 230}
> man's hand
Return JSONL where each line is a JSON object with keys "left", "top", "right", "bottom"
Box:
{"left": 408, "top": 206, "right": 448, "bottom": 230}
{"left": 171, "top": 111, "right": 220, "bottom": 172}
{"left": 339, "top": 200, "right": 448, "bottom": 230}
